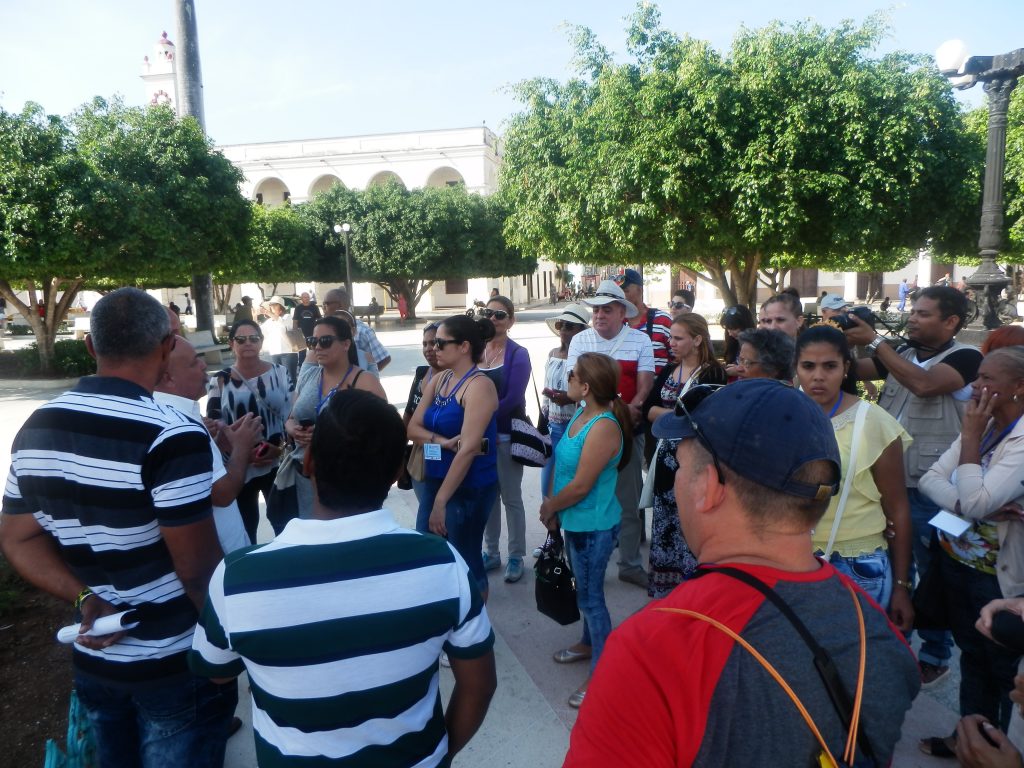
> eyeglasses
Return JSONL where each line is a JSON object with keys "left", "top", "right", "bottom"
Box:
{"left": 737, "top": 357, "right": 761, "bottom": 368}
{"left": 433, "top": 337, "right": 460, "bottom": 350}
{"left": 483, "top": 309, "right": 510, "bottom": 321}
{"left": 306, "top": 335, "right": 340, "bottom": 349}
{"left": 673, "top": 384, "right": 726, "bottom": 485}
{"left": 231, "top": 334, "right": 262, "bottom": 344}
{"left": 669, "top": 302, "right": 692, "bottom": 311}
{"left": 554, "top": 320, "right": 585, "bottom": 331}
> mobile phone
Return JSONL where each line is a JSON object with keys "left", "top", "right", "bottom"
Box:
{"left": 254, "top": 441, "right": 270, "bottom": 458}
{"left": 299, "top": 418, "right": 314, "bottom": 428}
{"left": 456, "top": 438, "right": 490, "bottom": 454}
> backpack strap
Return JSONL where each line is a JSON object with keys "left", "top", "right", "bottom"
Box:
{"left": 645, "top": 307, "right": 657, "bottom": 338}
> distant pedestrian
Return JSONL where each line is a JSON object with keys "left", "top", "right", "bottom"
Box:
{"left": 898, "top": 279, "right": 910, "bottom": 311}
{"left": 184, "top": 292, "right": 193, "bottom": 315}
{"left": 398, "top": 293, "right": 409, "bottom": 322}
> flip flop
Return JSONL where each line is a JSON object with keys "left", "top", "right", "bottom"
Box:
{"left": 918, "top": 736, "right": 956, "bottom": 758}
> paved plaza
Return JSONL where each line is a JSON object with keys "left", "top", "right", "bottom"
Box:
{"left": 0, "top": 308, "right": 962, "bottom": 766}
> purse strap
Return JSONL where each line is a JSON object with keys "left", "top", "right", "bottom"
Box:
{"left": 231, "top": 366, "right": 273, "bottom": 418}
{"left": 823, "top": 400, "right": 869, "bottom": 557}
{"left": 691, "top": 566, "right": 877, "bottom": 766}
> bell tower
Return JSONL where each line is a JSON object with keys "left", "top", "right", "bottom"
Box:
{"left": 140, "top": 31, "right": 178, "bottom": 112}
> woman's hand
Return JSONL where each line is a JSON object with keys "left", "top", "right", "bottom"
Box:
{"left": 286, "top": 418, "right": 314, "bottom": 447}
{"left": 963, "top": 386, "right": 997, "bottom": 444}
{"left": 888, "top": 586, "right": 914, "bottom": 632}
{"left": 725, "top": 363, "right": 740, "bottom": 378}
{"left": 439, "top": 435, "right": 460, "bottom": 453}
{"left": 549, "top": 389, "right": 573, "bottom": 407}
{"left": 429, "top": 500, "right": 447, "bottom": 537}
{"left": 539, "top": 499, "right": 560, "bottom": 532}
{"left": 977, "top": 597, "right": 1024, "bottom": 641}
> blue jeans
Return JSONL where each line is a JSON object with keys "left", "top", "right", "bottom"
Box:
{"left": 565, "top": 525, "right": 619, "bottom": 673}
{"left": 540, "top": 420, "right": 567, "bottom": 498}
{"left": 75, "top": 674, "right": 237, "bottom": 768}
{"left": 908, "top": 487, "right": 954, "bottom": 666}
{"left": 419, "top": 478, "right": 498, "bottom": 593}
{"left": 826, "top": 548, "right": 892, "bottom": 609}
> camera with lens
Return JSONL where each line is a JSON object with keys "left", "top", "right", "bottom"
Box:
{"left": 832, "top": 305, "right": 877, "bottom": 331}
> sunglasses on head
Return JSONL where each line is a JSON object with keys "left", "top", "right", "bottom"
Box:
{"left": 432, "top": 337, "right": 460, "bottom": 350}
{"left": 673, "top": 384, "right": 726, "bottom": 485}
{"left": 306, "top": 335, "right": 340, "bottom": 349}
{"left": 232, "top": 334, "right": 262, "bottom": 344}
{"left": 483, "top": 308, "right": 510, "bottom": 321}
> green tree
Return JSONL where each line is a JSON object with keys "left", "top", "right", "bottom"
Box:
{"left": 301, "top": 183, "right": 532, "bottom": 319}
{"left": 499, "top": 6, "right": 980, "bottom": 307}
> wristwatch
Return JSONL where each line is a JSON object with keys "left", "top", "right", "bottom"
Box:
{"left": 866, "top": 336, "right": 884, "bottom": 352}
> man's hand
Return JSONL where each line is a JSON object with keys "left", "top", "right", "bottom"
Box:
{"left": 955, "top": 714, "right": 1024, "bottom": 768}
{"left": 222, "top": 413, "right": 262, "bottom": 454}
{"left": 77, "top": 594, "right": 127, "bottom": 650}
{"left": 843, "top": 315, "right": 877, "bottom": 347}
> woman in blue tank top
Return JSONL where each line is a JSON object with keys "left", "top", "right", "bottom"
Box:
{"left": 539, "top": 352, "right": 633, "bottom": 710}
{"left": 408, "top": 315, "right": 499, "bottom": 597}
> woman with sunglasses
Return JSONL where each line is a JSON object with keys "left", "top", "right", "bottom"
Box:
{"left": 795, "top": 325, "right": 913, "bottom": 630}
{"left": 207, "top": 319, "right": 292, "bottom": 544}
{"left": 286, "top": 316, "right": 386, "bottom": 514}
{"left": 402, "top": 322, "right": 445, "bottom": 504}
{"left": 642, "top": 314, "right": 727, "bottom": 597}
{"left": 540, "top": 304, "right": 592, "bottom": 502}
{"left": 408, "top": 315, "right": 499, "bottom": 599}
{"left": 479, "top": 295, "right": 533, "bottom": 584}
{"left": 540, "top": 353, "right": 632, "bottom": 709}
{"left": 720, "top": 305, "right": 756, "bottom": 379}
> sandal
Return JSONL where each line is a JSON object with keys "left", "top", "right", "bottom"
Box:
{"left": 918, "top": 736, "right": 956, "bottom": 758}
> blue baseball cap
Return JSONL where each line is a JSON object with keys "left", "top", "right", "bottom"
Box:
{"left": 652, "top": 379, "right": 841, "bottom": 501}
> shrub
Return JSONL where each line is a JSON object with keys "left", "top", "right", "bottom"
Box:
{"left": 13, "top": 340, "right": 96, "bottom": 378}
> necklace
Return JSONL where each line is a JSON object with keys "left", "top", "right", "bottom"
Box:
{"left": 484, "top": 343, "right": 505, "bottom": 368}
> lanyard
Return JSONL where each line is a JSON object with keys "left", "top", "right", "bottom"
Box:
{"left": 827, "top": 393, "right": 844, "bottom": 420}
{"left": 317, "top": 365, "right": 353, "bottom": 414}
{"left": 980, "top": 416, "right": 1021, "bottom": 457}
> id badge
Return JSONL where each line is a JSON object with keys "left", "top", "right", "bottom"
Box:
{"left": 423, "top": 443, "right": 442, "bottom": 461}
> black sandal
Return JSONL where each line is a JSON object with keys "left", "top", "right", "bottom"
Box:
{"left": 918, "top": 735, "right": 956, "bottom": 758}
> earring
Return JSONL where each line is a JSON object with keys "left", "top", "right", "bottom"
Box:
{"left": 1015, "top": 394, "right": 1020, "bottom": 402}
{"left": 579, "top": 399, "right": 587, "bottom": 409}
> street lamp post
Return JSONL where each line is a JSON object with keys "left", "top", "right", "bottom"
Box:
{"left": 333, "top": 223, "right": 353, "bottom": 299}
{"left": 936, "top": 41, "right": 1024, "bottom": 330}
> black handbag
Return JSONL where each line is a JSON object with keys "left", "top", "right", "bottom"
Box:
{"left": 535, "top": 532, "right": 580, "bottom": 625}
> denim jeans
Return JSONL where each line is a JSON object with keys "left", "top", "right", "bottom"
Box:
{"left": 419, "top": 478, "right": 498, "bottom": 593}
{"left": 907, "top": 487, "right": 954, "bottom": 666}
{"left": 75, "top": 674, "right": 237, "bottom": 768}
{"left": 826, "top": 548, "right": 892, "bottom": 609}
{"left": 565, "top": 525, "right": 619, "bottom": 673}
{"left": 939, "top": 552, "right": 1018, "bottom": 729}
{"left": 540, "top": 420, "right": 567, "bottom": 498}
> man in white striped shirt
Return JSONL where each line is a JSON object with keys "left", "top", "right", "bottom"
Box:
{"left": 190, "top": 389, "right": 496, "bottom": 767}
{"left": 0, "top": 288, "right": 233, "bottom": 768}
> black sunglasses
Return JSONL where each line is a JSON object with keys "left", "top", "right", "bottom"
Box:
{"left": 306, "top": 335, "right": 340, "bottom": 349}
{"left": 669, "top": 301, "right": 691, "bottom": 310}
{"left": 482, "top": 309, "right": 510, "bottom": 321}
{"left": 673, "top": 384, "right": 726, "bottom": 485}
{"left": 231, "top": 334, "right": 262, "bottom": 344}
{"left": 554, "top": 320, "right": 585, "bottom": 331}
{"left": 433, "top": 337, "right": 460, "bottom": 350}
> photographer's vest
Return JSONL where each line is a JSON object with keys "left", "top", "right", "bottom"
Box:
{"left": 876, "top": 341, "right": 977, "bottom": 487}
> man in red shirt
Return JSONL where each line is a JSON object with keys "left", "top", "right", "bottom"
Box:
{"left": 617, "top": 268, "right": 674, "bottom": 375}
{"left": 565, "top": 380, "right": 920, "bottom": 766}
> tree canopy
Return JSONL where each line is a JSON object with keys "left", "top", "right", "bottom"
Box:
{"left": 300, "top": 182, "right": 532, "bottom": 317}
{"left": 0, "top": 97, "right": 249, "bottom": 372}
{"left": 498, "top": 5, "right": 981, "bottom": 306}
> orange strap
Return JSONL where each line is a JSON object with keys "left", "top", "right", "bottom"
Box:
{"left": 655, "top": 581, "right": 867, "bottom": 768}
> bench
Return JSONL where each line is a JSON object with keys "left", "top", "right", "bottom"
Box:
{"left": 188, "top": 329, "right": 231, "bottom": 364}
{"left": 353, "top": 304, "right": 384, "bottom": 324}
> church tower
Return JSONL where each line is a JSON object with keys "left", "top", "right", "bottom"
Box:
{"left": 140, "top": 31, "right": 178, "bottom": 112}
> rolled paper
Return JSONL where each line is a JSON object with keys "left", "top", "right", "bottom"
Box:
{"left": 56, "top": 610, "right": 140, "bottom": 644}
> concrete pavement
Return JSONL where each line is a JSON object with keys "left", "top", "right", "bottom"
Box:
{"left": 0, "top": 309, "right": 961, "bottom": 766}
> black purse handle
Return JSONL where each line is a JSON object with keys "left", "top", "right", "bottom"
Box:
{"left": 692, "top": 566, "right": 878, "bottom": 767}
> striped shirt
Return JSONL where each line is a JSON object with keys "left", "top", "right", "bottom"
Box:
{"left": 567, "top": 326, "right": 655, "bottom": 404}
{"left": 629, "top": 308, "right": 674, "bottom": 374}
{"left": 189, "top": 510, "right": 495, "bottom": 768}
{"left": 2, "top": 376, "right": 214, "bottom": 687}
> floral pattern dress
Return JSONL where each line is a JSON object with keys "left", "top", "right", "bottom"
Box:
{"left": 646, "top": 363, "right": 727, "bottom": 599}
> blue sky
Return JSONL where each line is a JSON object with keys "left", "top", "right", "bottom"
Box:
{"left": 1, "top": 1, "right": 1021, "bottom": 146}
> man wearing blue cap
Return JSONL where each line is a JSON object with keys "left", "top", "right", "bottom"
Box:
{"left": 565, "top": 379, "right": 920, "bottom": 767}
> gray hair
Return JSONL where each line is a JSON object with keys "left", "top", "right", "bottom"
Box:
{"left": 986, "top": 347, "right": 1024, "bottom": 380}
{"left": 90, "top": 288, "right": 170, "bottom": 360}
{"left": 737, "top": 328, "right": 796, "bottom": 380}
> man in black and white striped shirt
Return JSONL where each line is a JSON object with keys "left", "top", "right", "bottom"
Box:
{"left": 0, "top": 288, "right": 234, "bottom": 768}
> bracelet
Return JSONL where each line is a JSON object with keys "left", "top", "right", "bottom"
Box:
{"left": 866, "top": 336, "right": 884, "bottom": 352}
{"left": 894, "top": 578, "right": 913, "bottom": 590}
{"left": 74, "top": 587, "right": 94, "bottom": 610}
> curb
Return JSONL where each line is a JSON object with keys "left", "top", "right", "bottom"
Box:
{"left": 0, "top": 376, "right": 80, "bottom": 391}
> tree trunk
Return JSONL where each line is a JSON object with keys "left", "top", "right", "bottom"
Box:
{"left": 0, "top": 276, "right": 83, "bottom": 375}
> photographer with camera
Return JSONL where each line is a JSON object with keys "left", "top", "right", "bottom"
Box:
{"left": 846, "top": 286, "right": 983, "bottom": 686}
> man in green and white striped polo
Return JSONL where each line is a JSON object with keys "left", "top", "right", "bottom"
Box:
{"left": 190, "top": 389, "right": 497, "bottom": 767}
